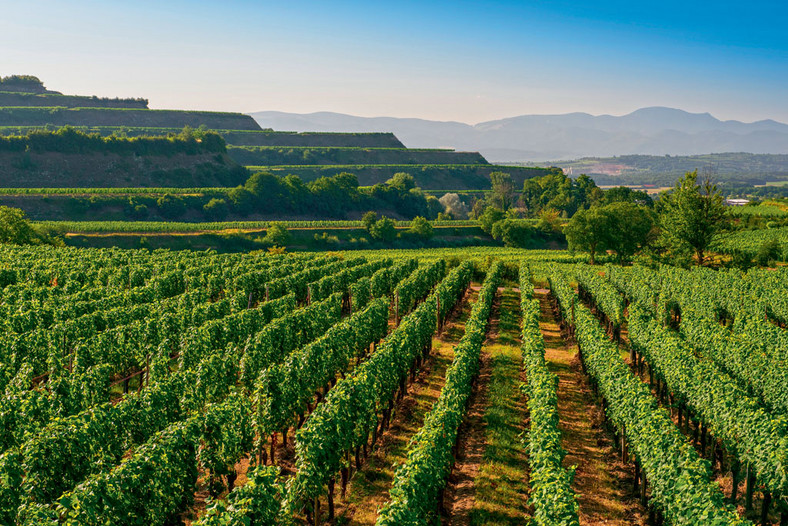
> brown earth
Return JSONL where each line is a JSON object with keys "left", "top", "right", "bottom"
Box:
{"left": 536, "top": 289, "right": 646, "bottom": 526}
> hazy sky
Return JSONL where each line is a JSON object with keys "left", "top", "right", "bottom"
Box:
{"left": 2, "top": 0, "right": 787, "bottom": 124}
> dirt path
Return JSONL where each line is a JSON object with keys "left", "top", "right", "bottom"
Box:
{"left": 444, "top": 285, "right": 531, "bottom": 526}
{"left": 334, "top": 286, "right": 480, "bottom": 526}
{"left": 535, "top": 289, "right": 646, "bottom": 526}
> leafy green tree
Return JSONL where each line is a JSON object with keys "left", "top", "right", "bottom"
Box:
{"left": 369, "top": 217, "right": 397, "bottom": 242}
{"left": 263, "top": 223, "right": 291, "bottom": 246}
{"left": 385, "top": 173, "right": 416, "bottom": 192}
{"left": 601, "top": 186, "right": 653, "bottom": 207}
{"left": 489, "top": 171, "right": 516, "bottom": 211}
{"left": 602, "top": 202, "right": 656, "bottom": 263}
{"left": 490, "top": 219, "right": 535, "bottom": 248}
{"left": 0, "top": 206, "right": 50, "bottom": 245}
{"left": 521, "top": 171, "right": 601, "bottom": 217}
{"left": 536, "top": 208, "right": 562, "bottom": 235}
{"left": 407, "top": 216, "right": 433, "bottom": 240}
{"left": 203, "top": 198, "right": 229, "bottom": 220}
{"left": 564, "top": 206, "right": 611, "bottom": 265}
{"left": 156, "top": 194, "right": 187, "bottom": 219}
{"left": 478, "top": 206, "right": 505, "bottom": 234}
{"left": 362, "top": 211, "right": 378, "bottom": 232}
{"left": 659, "top": 170, "right": 729, "bottom": 265}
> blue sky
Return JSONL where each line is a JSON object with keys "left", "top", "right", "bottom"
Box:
{"left": 1, "top": 0, "right": 786, "bottom": 123}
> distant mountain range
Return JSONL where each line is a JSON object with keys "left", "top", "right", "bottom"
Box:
{"left": 250, "top": 107, "right": 788, "bottom": 162}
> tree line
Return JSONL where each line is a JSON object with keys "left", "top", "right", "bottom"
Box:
{"left": 0, "top": 126, "right": 226, "bottom": 155}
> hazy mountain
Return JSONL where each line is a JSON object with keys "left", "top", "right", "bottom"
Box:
{"left": 250, "top": 107, "right": 788, "bottom": 162}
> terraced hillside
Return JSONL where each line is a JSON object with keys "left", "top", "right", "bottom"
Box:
{"left": 0, "top": 92, "right": 149, "bottom": 109}
{"left": 0, "top": 78, "right": 554, "bottom": 191}
{"left": 0, "top": 107, "right": 260, "bottom": 130}
{"left": 226, "top": 146, "right": 487, "bottom": 167}
{"left": 0, "top": 127, "right": 406, "bottom": 148}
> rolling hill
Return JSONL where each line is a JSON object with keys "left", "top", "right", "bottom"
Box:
{"left": 250, "top": 107, "right": 788, "bottom": 162}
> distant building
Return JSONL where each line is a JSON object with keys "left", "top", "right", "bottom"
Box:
{"left": 725, "top": 199, "right": 750, "bottom": 206}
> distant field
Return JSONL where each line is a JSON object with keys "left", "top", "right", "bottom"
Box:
{"left": 729, "top": 200, "right": 788, "bottom": 217}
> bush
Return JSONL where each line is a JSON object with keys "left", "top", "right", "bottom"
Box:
{"left": 755, "top": 238, "right": 782, "bottom": 267}
{"left": 407, "top": 216, "right": 433, "bottom": 240}
{"left": 491, "top": 219, "right": 536, "bottom": 248}
{"left": 0, "top": 206, "right": 53, "bottom": 245}
{"left": 369, "top": 217, "right": 397, "bottom": 242}
{"left": 263, "top": 223, "right": 290, "bottom": 246}
{"left": 314, "top": 232, "right": 340, "bottom": 246}
{"left": 203, "top": 198, "right": 229, "bottom": 220}
{"left": 156, "top": 194, "right": 187, "bottom": 219}
{"left": 478, "top": 206, "right": 505, "bottom": 234}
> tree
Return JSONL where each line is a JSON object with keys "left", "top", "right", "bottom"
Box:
{"left": 362, "top": 211, "right": 378, "bottom": 232}
{"left": 203, "top": 198, "right": 229, "bottom": 220}
{"left": 536, "top": 208, "right": 562, "bottom": 235}
{"left": 478, "top": 206, "right": 505, "bottom": 234}
{"left": 0, "top": 206, "right": 48, "bottom": 245}
{"left": 601, "top": 186, "right": 653, "bottom": 207}
{"left": 385, "top": 173, "right": 416, "bottom": 192}
{"left": 755, "top": 238, "right": 782, "bottom": 267}
{"left": 407, "top": 216, "right": 433, "bottom": 240}
{"left": 156, "top": 194, "right": 187, "bottom": 219}
{"left": 521, "top": 170, "right": 600, "bottom": 217}
{"left": 659, "top": 170, "right": 729, "bottom": 265}
{"left": 438, "top": 193, "right": 469, "bottom": 219}
{"left": 263, "top": 223, "right": 290, "bottom": 246}
{"left": 489, "top": 172, "right": 516, "bottom": 211}
{"left": 490, "top": 219, "right": 535, "bottom": 248}
{"left": 602, "top": 202, "right": 655, "bottom": 263}
{"left": 369, "top": 217, "right": 397, "bottom": 242}
{"left": 563, "top": 207, "right": 611, "bottom": 265}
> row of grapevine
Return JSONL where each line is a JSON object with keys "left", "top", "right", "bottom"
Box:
{"left": 572, "top": 264, "right": 625, "bottom": 328}
{"left": 306, "top": 258, "right": 391, "bottom": 303}
{"left": 39, "top": 394, "right": 252, "bottom": 526}
{"left": 376, "top": 261, "right": 502, "bottom": 524}
{"left": 238, "top": 293, "right": 344, "bottom": 389}
{"left": 252, "top": 297, "right": 391, "bottom": 453}
{"left": 607, "top": 264, "right": 788, "bottom": 417}
{"left": 2, "top": 254, "right": 332, "bottom": 377}
{"left": 519, "top": 264, "right": 580, "bottom": 526}
{"left": 0, "top": 293, "right": 295, "bottom": 456}
{"left": 548, "top": 268, "right": 749, "bottom": 525}
{"left": 0, "top": 265, "right": 370, "bottom": 523}
{"left": 627, "top": 306, "right": 788, "bottom": 502}
{"left": 288, "top": 262, "right": 473, "bottom": 518}
{"left": 393, "top": 259, "right": 447, "bottom": 318}
{"left": 680, "top": 305, "right": 788, "bottom": 417}
{"left": 350, "top": 258, "right": 418, "bottom": 311}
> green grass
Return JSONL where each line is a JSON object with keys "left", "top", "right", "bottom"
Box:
{"left": 469, "top": 286, "right": 531, "bottom": 525}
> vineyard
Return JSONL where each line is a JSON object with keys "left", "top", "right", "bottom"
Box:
{"left": 0, "top": 245, "right": 786, "bottom": 525}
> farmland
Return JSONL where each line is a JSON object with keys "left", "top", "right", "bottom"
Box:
{"left": 0, "top": 245, "right": 786, "bottom": 525}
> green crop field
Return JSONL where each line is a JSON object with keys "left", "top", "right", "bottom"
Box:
{"left": 0, "top": 244, "right": 783, "bottom": 525}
